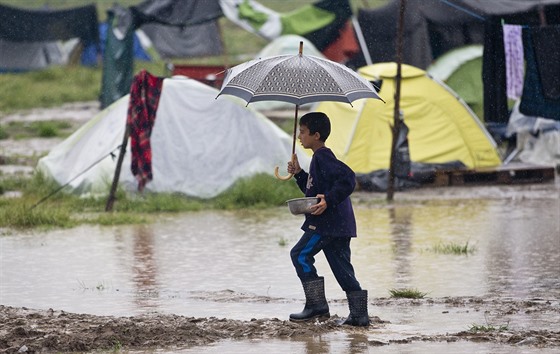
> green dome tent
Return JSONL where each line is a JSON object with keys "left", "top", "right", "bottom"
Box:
{"left": 427, "top": 45, "right": 484, "bottom": 121}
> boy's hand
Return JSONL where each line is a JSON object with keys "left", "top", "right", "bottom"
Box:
{"left": 287, "top": 154, "right": 302, "bottom": 175}
{"left": 310, "top": 194, "right": 327, "bottom": 215}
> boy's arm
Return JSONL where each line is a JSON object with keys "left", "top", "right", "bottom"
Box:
{"left": 294, "top": 170, "right": 308, "bottom": 193}
{"left": 288, "top": 155, "right": 307, "bottom": 193}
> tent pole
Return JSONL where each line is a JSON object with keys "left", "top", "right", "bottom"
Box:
{"left": 352, "top": 16, "right": 372, "bottom": 66}
{"left": 387, "top": 0, "right": 406, "bottom": 201}
{"left": 105, "top": 125, "right": 130, "bottom": 212}
{"left": 217, "top": 18, "right": 230, "bottom": 70}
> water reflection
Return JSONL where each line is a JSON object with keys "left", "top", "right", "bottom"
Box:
{"left": 293, "top": 332, "right": 370, "bottom": 354}
{"left": 352, "top": 199, "right": 494, "bottom": 298}
{"left": 388, "top": 207, "right": 413, "bottom": 289}
{"left": 141, "top": 337, "right": 551, "bottom": 354}
{"left": 130, "top": 226, "right": 159, "bottom": 308}
{"left": 485, "top": 199, "right": 560, "bottom": 299}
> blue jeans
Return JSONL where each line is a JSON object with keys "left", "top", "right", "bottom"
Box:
{"left": 290, "top": 232, "right": 362, "bottom": 292}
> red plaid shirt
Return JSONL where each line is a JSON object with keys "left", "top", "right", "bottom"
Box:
{"left": 126, "top": 69, "right": 164, "bottom": 190}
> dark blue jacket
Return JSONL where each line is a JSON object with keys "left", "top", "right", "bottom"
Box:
{"left": 294, "top": 147, "right": 357, "bottom": 237}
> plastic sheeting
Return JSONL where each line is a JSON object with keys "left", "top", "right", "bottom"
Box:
{"left": 506, "top": 101, "right": 560, "bottom": 167}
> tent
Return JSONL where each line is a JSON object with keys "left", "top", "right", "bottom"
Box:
{"left": 349, "top": 0, "right": 560, "bottom": 126}
{"left": 80, "top": 23, "right": 152, "bottom": 66}
{"left": 37, "top": 77, "right": 310, "bottom": 199}
{"left": 427, "top": 45, "right": 484, "bottom": 121}
{"left": 0, "top": 40, "right": 67, "bottom": 72}
{"left": 313, "top": 63, "right": 501, "bottom": 175}
{"left": 0, "top": 3, "right": 99, "bottom": 72}
{"left": 100, "top": 0, "right": 224, "bottom": 107}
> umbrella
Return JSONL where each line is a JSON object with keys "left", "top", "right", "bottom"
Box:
{"left": 217, "top": 41, "right": 384, "bottom": 180}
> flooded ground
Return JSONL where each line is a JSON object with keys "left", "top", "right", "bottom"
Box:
{"left": 1, "top": 103, "right": 559, "bottom": 352}
{"left": 1, "top": 182, "right": 559, "bottom": 353}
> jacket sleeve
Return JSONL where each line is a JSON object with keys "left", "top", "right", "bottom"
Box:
{"left": 294, "top": 170, "right": 308, "bottom": 194}
{"left": 316, "top": 152, "right": 356, "bottom": 207}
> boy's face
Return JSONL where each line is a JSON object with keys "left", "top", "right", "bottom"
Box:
{"left": 298, "top": 124, "right": 320, "bottom": 149}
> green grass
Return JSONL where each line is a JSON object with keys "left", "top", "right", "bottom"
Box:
{"left": 430, "top": 241, "right": 476, "bottom": 255}
{"left": 389, "top": 288, "right": 428, "bottom": 299}
{"left": 0, "top": 66, "right": 100, "bottom": 112}
{"left": 87, "top": 212, "right": 151, "bottom": 226}
{"left": 0, "top": 201, "right": 75, "bottom": 229}
{"left": 0, "top": 120, "right": 74, "bottom": 140}
{"left": 0, "top": 172, "right": 303, "bottom": 229}
{"left": 77, "top": 279, "right": 114, "bottom": 292}
{"left": 0, "top": 61, "right": 166, "bottom": 113}
{"left": 212, "top": 173, "right": 301, "bottom": 209}
{"left": 468, "top": 322, "right": 509, "bottom": 333}
{"left": 0, "top": 125, "right": 8, "bottom": 139}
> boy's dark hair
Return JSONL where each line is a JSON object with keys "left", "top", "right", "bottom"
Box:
{"left": 300, "top": 112, "right": 331, "bottom": 142}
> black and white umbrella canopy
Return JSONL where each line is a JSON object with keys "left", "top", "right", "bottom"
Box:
{"left": 218, "top": 53, "right": 383, "bottom": 106}
{"left": 216, "top": 42, "right": 384, "bottom": 181}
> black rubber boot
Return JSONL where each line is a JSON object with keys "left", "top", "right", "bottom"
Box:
{"left": 339, "top": 290, "right": 370, "bottom": 326}
{"left": 289, "top": 277, "right": 330, "bottom": 322}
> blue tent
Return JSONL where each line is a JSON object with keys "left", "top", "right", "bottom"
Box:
{"left": 81, "top": 23, "right": 151, "bottom": 66}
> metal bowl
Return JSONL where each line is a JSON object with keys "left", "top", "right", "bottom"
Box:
{"left": 286, "top": 197, "right": 319, "bottom": 215}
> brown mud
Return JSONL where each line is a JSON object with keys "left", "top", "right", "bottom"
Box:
{"left": 1, "top": 296, "right": 559, "bottom": 353}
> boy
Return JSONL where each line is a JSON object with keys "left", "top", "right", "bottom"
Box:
{"left": 286, "top": 112, "right": 369, "bottom": 326}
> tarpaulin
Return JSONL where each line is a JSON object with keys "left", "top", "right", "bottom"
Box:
{"left": 0, "top": 3, "right": 98, "bottom": 44}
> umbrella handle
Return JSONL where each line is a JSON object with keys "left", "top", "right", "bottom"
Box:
{"left": 274, "top": 166, "right": 293, "bottom": 181}
{"left": 274, "top": 153, "right": 296, "bottom": 181}
{"left": 274, "top": 104, "right": 299, "bottom": 181}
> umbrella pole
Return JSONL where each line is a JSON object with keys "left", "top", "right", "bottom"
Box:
{"left": 291, "top": 104, "right": 299, "bottom": 155}
{"left": 274, "top": 42, "right": 305, "bottom": 181}
{"left": 274, "top": 105, "right": 298, "bottom": 181}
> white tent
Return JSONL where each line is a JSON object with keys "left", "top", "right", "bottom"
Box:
{"left": 37, "top": 76, "right": 310, "bottom": 198}
{"left": 0, "top": 39, "right": 67, "bottom": 71}
{"left": 255, "top": 35, "right": 324, "bottom": 59}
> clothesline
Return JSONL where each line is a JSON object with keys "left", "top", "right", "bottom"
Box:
{"left": 438, "top": 0, "right": 485, "bottom": 21}
{"left": 501, "top": 21, "right": 560, "bottom": 28}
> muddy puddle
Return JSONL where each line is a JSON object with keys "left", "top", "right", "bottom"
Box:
{"left": 1, "top": 183, "right": 559, "bottom": 353}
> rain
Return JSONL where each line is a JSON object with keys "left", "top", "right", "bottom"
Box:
{"left": 1, "top": 0, "right": 560, "bottom": 353}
